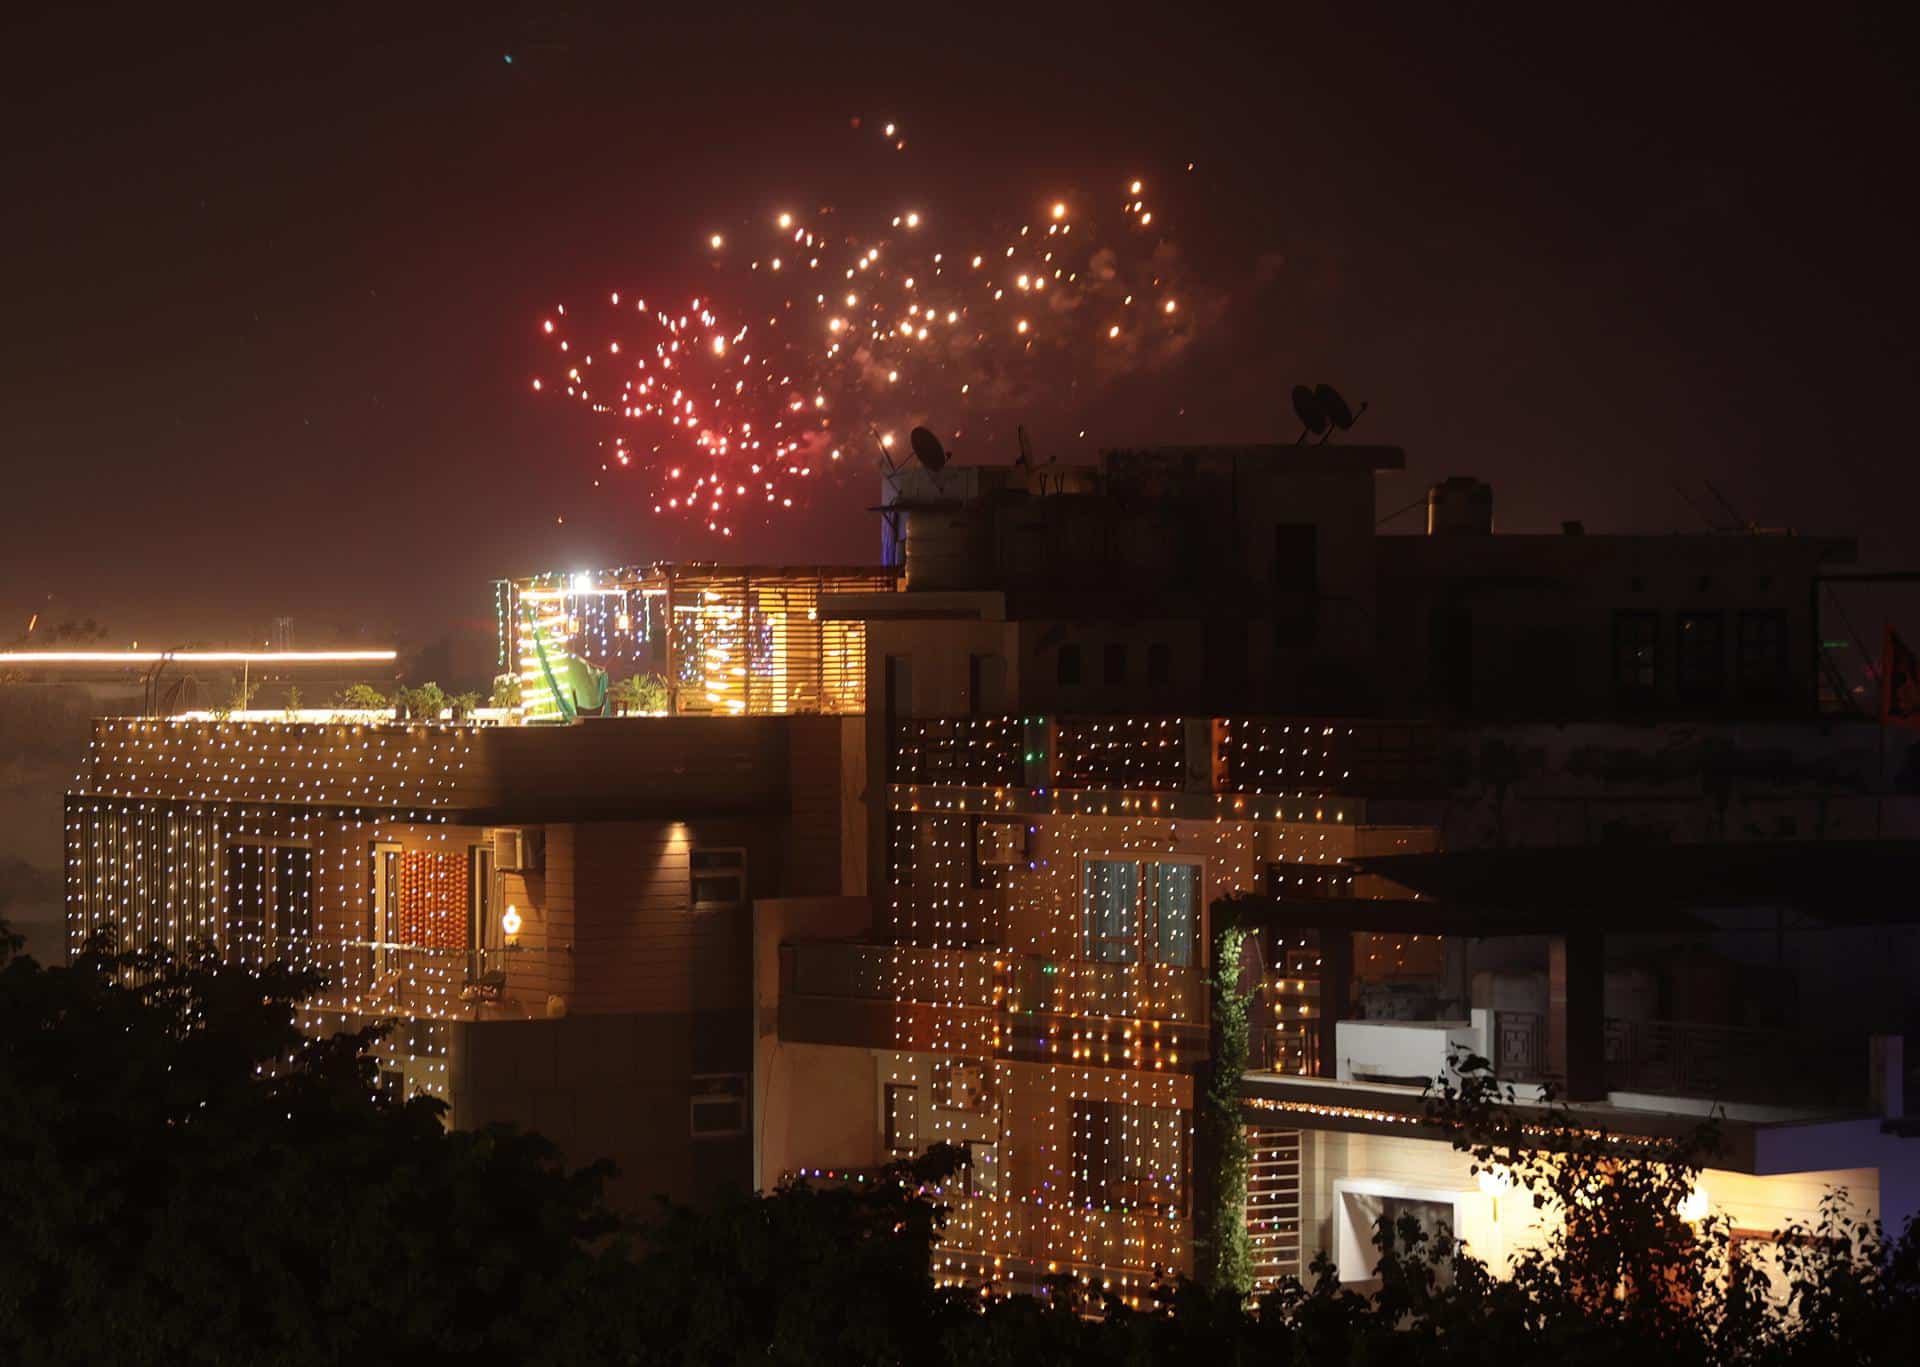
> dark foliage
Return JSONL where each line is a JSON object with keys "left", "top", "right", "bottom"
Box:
{"left": 0, "top": 929, "right": 636, "bottom": 1366}
{"left": 2, "top": 925, "right": 1915, "bottom": 1365}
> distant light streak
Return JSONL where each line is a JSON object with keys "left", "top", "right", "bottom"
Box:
{"left": 0, "top": 651, "right": 400, "bottom": 665}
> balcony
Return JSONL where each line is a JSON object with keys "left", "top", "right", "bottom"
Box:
{"left": 261, "top": 938, "right": 568, "bottom": 1022}
{"left": 1490, "top": 1010, "right": 1871, "bottom": 1109}
{"left": 780, "top": 941, "right": 1206, "bottom": 1068}
{"left": 889, "top": 716, "right": 1439, "bottom": 797}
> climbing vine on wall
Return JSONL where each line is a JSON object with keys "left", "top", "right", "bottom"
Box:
{"left": 1197, "top": 904, "right": 1254, "bottom": 1297}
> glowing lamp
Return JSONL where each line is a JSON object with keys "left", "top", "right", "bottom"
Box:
{"left": 501, "top": 905, "right": 523, "bottom": 937}
{"left": 1679, "top": 1186, "right": 1709, "bottom": 1223}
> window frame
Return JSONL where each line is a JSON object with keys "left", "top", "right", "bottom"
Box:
{"left": 1674, "top": 609, "right": 1727, "bottom": 705}
{"left": 368, "top": 841, "right": 403, "bottom": 975}
{"left": 1069, "top": 1098, "right": 1190, "bottom": 1216}
{"left": 883, "top": 1082, "right": 920, "bottom": 1154}
{"left": 468, "top": 843, "right": 498, "bottom": 979}
{"left": 964, "top": 1140, "right": 999, "bottom": 1199}
{"left": 1078, "top": 856, "right": 1204, "bottom": 967}
{"left": 969, "top": 816, "right": 1026, "bottom": 889}
{"left": 222, "top": 838, "right": 314, "bottom": 965}
{"left": 1736, "top": 608, "right": 1790, "bottom": 702}
{"left": 689, "top": 846, "right": 748, "bottom": 915}
{"left": 1146, "top": 641, "right": 1172, "bottom": 689}
{"left": 1332, "top": 1176, "right": 1464, "bottom": 1282}
{"left": 689, "top": 1073, "right": 748, "bottom": 1139}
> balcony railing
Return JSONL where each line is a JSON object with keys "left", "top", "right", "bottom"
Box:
{"left": 889, "top": 715, "right": 1440, "bottom": 797}
{"left": 784, "top": 940, "right": 1206, "bottom": 1025}
{"left": 1604, "top": 1018, "right": 1865, "bottom": 1108}
{"left": 1491, "top": 1010, "right": 1869, "bottom": 1108}
{"left": 785, "top": 941, "right": 1002, "bottom": 1008}
{"left": 1492, "top": 1010, "right": 1547, "bottom": 1081}
{"left": 245, "top": 937, "right": 566, "bottom": 1021}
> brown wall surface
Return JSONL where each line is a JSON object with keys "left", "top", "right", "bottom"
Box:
{"left": 451, "top": 1009, "right": 753, "bottom": 1210}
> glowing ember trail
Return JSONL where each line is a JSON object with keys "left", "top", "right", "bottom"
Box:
{"left": 529, "top": 121, "right": 1197, "bottom": 536}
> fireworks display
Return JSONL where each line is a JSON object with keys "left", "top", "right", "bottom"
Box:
{"left": 529, "top": 121, "right": 1197, "bottom": 535}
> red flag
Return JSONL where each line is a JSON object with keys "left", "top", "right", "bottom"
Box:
{"left": 1882, "top": 628, "right": 1920, "bottom": 729}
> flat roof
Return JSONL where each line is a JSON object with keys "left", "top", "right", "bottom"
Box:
{"left": 1346, "top": 841, "right": 1920, "bottom": 923}
{"left": 1237, "top": 1073, "right": 1865, "bottom": 1170}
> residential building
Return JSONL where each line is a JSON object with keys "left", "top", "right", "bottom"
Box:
{"left": 64, "top": 581, "right": 874, "bottom": 1210}
{"left": 763, "top": 446, "right": 1919, "bottom": 1300}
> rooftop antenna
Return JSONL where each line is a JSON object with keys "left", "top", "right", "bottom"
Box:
{"left": 1704, "top": 481, "right": 1751, "bottom": 532}
{"left": 1291, "top": 385, "right": 1326, "bottom": 444}
{"left": 1016, "top": 424, "right": 1034, "bottom": 467}
{"left": 870, "top": 426, "right": 898, "bottom": 475}
{"left": 1673, "top": 481, "right": 1717, "bottom": 530}
{"left": 1312, "top": 384, "right": 1368, "bottom": 444}
{"left": 908, "top": 426, "right": 949, "bottom": 472}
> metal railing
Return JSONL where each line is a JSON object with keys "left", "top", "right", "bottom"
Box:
{"left": 1492, "top": 1010, "right": 1868, "bottom": 1108}
{"left": 1604, "top": 1018, "right": 1865, "bottom": 1108}
{"left": 250, "top": 937, "right": 566, "bottom": 1020}
{"left": 784, "top": 941, "right": 1205, "bottom": 1024}
{"left": 1492, "top": 1010, "right": 1547, "bottom": 1082}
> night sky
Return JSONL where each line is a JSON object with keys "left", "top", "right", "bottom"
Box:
{"left": 7, "top": 3, "right": 1916, "bottom": 653}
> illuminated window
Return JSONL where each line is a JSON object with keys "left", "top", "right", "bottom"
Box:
{"left": 468, "top": 844, "right": 498, "bottom": 979}
{"left": 965, "top": 1140, "right": 999, "bottom": 1198}
{"left": 1082, "top": 860, "right": 1140, "bottom": 962}
{"left": 1081, "top": 859, "right": 1199, "bottom": 966}
{"left": 368, "top": 845, "right": 468, "bottom": 987}
{"left": 1151, "top": 863, "right": 1198, "bottom": 967}
{"left": 370, "top": 844, "right": 402, "bottom": 975}
{"left": 1334, "top": 1180, "right": 1459, "bottom": 1285}
{"left": 690, "top": 1073, "right": 748, "bottom": 1138}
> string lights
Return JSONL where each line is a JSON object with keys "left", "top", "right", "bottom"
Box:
{"left": 863, "top": 711, "right": 1416, "bottom": 1299}
{"left": 64, "top": 719, "right": 508, "bottom": 1103}
{"left": 64, "top": 699, "right": 1433, "bottom": 1302}
{"left": 499, "top": 565, "right": 893, "bottom": 719}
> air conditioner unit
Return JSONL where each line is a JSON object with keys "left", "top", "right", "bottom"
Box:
{"left": 490, "top": 827, "right": 543, "bottom": 873}
{"left": 975, "top": 819, "right": 1027, "bottom": 868}
{"left": 946, "top": 1061, "right": 990, "bottom": 1113}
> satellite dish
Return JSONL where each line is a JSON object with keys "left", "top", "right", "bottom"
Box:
{"left": 1315, "top": 385, "right": 1354, "bottom": 429}
{"left": 1291, "top": 385, "right": 1327, "bottom": 443}
{"left": 909, "top": 426, "right": 948, "bottom": 472}
{"left": 1310, "top": 384, "right": 1369, "bottom": 444}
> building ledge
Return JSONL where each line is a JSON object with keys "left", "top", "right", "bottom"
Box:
{"left": 1238, "top": 1072, "right": 1882, "bottom": 1172}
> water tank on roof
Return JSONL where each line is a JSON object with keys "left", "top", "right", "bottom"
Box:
{"left": 1427, "top": 477, "right": 1494, "bottom": 535}
{"left": 903, "top": 501, "right": 995, "bottom": 590}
